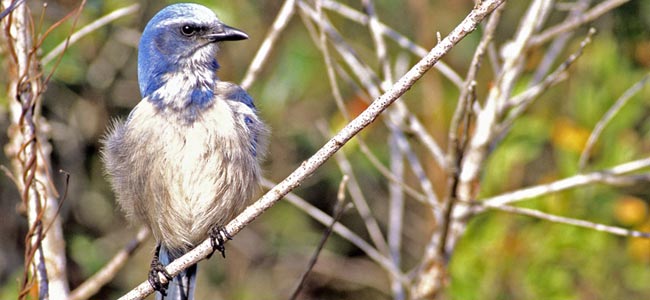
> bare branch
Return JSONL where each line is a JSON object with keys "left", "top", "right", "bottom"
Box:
{"left": 529, "top": 0, "right": 630, "bottom": 47}
{"left": 425, "top": 5, "right": 505, "bottom": 290}
{"left": 316, "top": 120, "right": 390, "bottom": 255}
{"left": 500, "top": 27, "right": 597, "bottom": 132}
{"left": 301, "top": 0, "right": 449, "bottom": 171}
{"left": 387, "top": 132, "right": 406, "bottom": 300}
{"left": 319, "top": 0, "right": 464, "bottom": 88}
{"left": 579, "top": 73, "right": 650, "bottom": 170}
{"left": 482, "top": 158, "right": 650, "bottom": 207}
{"left": 475, "top": 202, "right": 650, "bottom": 238}
{"left": 69, "top": 228, "right": 149, "bottom": 300}
{"left": 1, "top": 1, "right": 69, "bottom": 298}
{"left": 260, "top": 178, "right": 402, "bottom": 280}
{"left": 42, "top": 3, "right": 140, "bottom": 65}
{"left": 531, "top": 0, "right": 591, "bottom": 85}
{"left": 289, "top": 176, "right": 351, "bottom": 300}
{"left": 362, "top": 0, "right": 392, "bottom": 86}
{"left": 241, "top": 0, "right": 296, "bottom": 90}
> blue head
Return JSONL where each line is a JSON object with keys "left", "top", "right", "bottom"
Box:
{"left": 137, "top": 3, "right": 248, "bottom": 108}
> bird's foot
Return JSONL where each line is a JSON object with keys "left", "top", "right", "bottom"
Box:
{"left": 148, "top": 246, "right": 172, "bottom": 296}
{"left": 208, "top": 225, "right": 232, "bottom": 259}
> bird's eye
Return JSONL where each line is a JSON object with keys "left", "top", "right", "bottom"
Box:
{"left": 180, "top": 25, "right": 198, "bottom": 37}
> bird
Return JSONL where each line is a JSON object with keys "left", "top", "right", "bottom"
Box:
{"left": 102, "top": 3, "right": 267, "bottom": 299}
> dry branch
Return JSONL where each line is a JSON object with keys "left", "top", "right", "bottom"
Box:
{"left": 1, "top": 1, "right": 68, "bottom": 298}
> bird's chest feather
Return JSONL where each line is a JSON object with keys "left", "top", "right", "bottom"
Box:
{"left": 113, "top": 98, "right": 260, "bottom": 249}
{"left": 130, "top": 98, "right": 252, "bottom": 207}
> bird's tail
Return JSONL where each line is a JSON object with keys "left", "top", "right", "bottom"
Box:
{"left": 156, "top": 246, "right": 197, "bottom": 300}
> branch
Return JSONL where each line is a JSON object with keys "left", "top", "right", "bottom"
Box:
{"left": 1, "top": 0, "right": 69, "bottom": 298}
{"left": 69, "top": 228, "right": 149, "bottom": 300}
{"left": 300, "top": 0, "right": 449, "bottom": 171}
{"left": 474, "top": 202, "right": 650, "bottom": 238}
{"left": 308, "top": 2, "right": 428, "bottom": 205}
{"left": 319, "top": 0, "right": 464, "bottom": 88}
{"left": 262, "top": 178, "right": 402, "bottom": 279}
{"left": 42, "top": 3, "right": 140, "bottom": 65}
{"left": 289, "top": 176, "right": 351, "bottom": 300}
{"left": 320, "top": 123, "right": 390, "bottom": 255}
{"left": 579, "top": 73, "right": 650, "bottom": 169}
{"left": 528, "top": 0, "right": 629, "bottom": 47}
{"left": 482, "top": 158, "right": 650, "bottom": 207}
{"left": 530, "top": 0, "right": 591, "bottom": 85}
{"left": 499, "top": 27, "right": 597, "bottom": 133}
{"left": 117, "top": 1, "right": 504, "bottom": 298}
{"left": 241, "top": 0, "right": 296, "bottom": 90}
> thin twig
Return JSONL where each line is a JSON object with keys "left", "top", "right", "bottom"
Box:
{"left": 456, "top": 0, "right": 547, "bottom": 205}
{"left": 298, "top": 0, "right": 381, "bottom": 97}
{"left": 531, "top": 0, "right": 591, "bottom": 85}
{"left": 394, "top": 130, "right": 440, "bottom": 208}
{"left": 360, "top": 10, "right": 414, "bottom": 288}
{"left": 42, "top": 3, "right": 139, "bottom": 65}
{"left": 313, "top": 1, "right": 390, "bottom": 255}
{"left": 317, "top": 121, "right": 390, "bottom": 255}
{"left": 69, "top": 228, "right": 150, "bottom": 300}
{"left": 356, "top": 137, "right": 428, "bottom": 203}
{"left": 387, "top": 132, "right": 405, "bottom": 300}
{"left": 301, "top": 0, "right": 449, "bottom": 171}
{"left": 240, "top": 0, "right": 296, "bottom": 90}
{"left": 435, "top": 0, "right": 504, "bottom": 265}
{"left": 314, "top": 0, "right": 349, "bottom": 120}
{"left": 481, "top": 158, "right": 650, "bottom": 207}
{"left": 313, "top": 58, "right": 428, "bottom": 200}
{"left": 319, "top": 0, "right": 464, "bottom": 88}
{"left": 0, "top": 0, "right": 24, "bottom": 19}
{"left": 362, "top": 0, "right": 392, "bottom": 86}
{"left": 447, "top": 0, "right": 550, "bottom": 265}
{"left": 260, "top": 178, "right": 403, "bottom": 281}
{"left": 41, "top": 0, "right": 87, "bottom": 86}
{"left": 289, "top": 176, "right": 351, "bottom": 300}
{"left": 499, "top": 27, "right": 597, "bottom": 134}
{"left": 475, "top": 202, "right": 650, "bottom": 238}
{"left": 579, "top": 73, "right": 650, "bottom": 170}
{"left": 528, "top": 0, "right": 629, "bottom": 47}
{"left": 403, "top": 115, "right": 448, "bottom": 171}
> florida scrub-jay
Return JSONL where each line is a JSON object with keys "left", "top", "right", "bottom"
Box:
{"left": 102, "top": 3, "right": 267, "bottom": 299}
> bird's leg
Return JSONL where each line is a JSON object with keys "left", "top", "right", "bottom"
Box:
{"left": 148, "top": 243, "right": 173, "bottom": 295}
{"left": 208, "top": 225, "right": 232, "bottom": 258}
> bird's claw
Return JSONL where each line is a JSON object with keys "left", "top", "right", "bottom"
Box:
{"left": 209, "top": 225, "right": 232, "bottom": 258}
{"left": 148, "top": 254, "right": 172, "bottom": 296}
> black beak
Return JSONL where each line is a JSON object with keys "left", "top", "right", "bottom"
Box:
{"left": 206, "top": 24, "right": 248, "bottom": 42}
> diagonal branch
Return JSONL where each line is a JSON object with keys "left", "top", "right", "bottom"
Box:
{"left": 241, "top": 0, "right": 296, "bottom": 90}
{"left": 528, "top": 0, "right": 630, "bottom": 47}
{"left": 69, "top": 228, "right": 150, "bottom": 300}
{"left": 319, "top": 0, "right": 464, "bottom": 88}
{"left": 289, "top": 176, "right": 351, "bottom": 300}
{"left": 579, "top": 73, "right": 650, "bottom": 169}
{"left": 481, "top": 158, "right": 650, "bottom": 207}
{"left": 474, "top": 202, "right": 650, "bottom": 238}
{"left": 42, "top": 3, "right": 139, "bottom": 65}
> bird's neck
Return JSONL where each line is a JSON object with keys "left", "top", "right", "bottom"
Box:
{"left": 146, "top": 59, "right": 220, "bottom": 113}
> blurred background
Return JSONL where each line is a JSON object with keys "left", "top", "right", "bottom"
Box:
{"left": 1, "top": 0, "right": 650, "bottom": 299}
